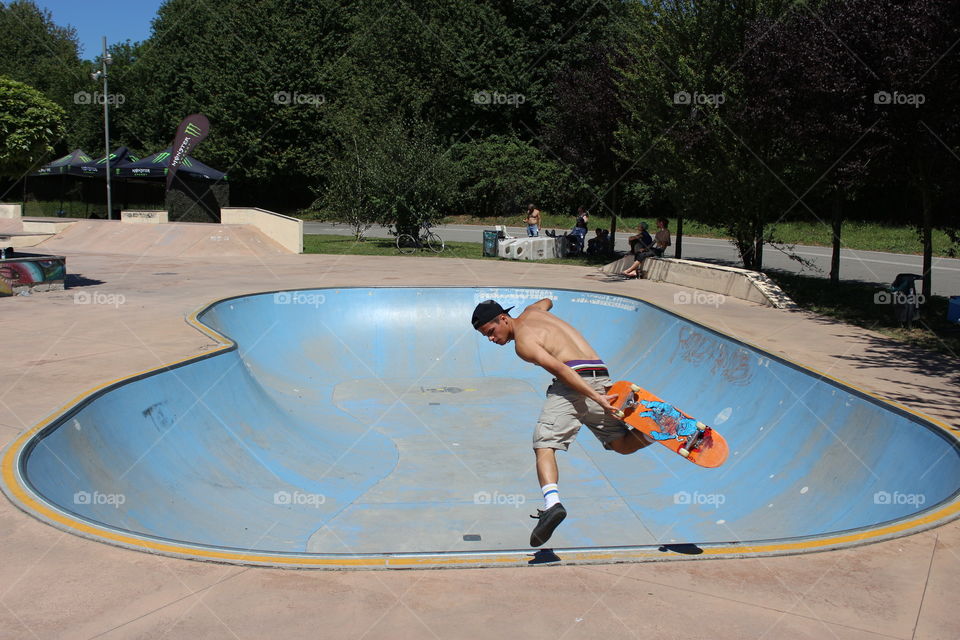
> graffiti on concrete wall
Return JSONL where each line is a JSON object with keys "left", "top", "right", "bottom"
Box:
{"left": 675, "top": 326, "right": 753, "bottom": 385}
{"left": 0, "top": 258, "right": 66, "bottom": 296}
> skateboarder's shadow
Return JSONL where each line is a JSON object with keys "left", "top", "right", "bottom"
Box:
{"left": 658, "top": 543, "right": 703, "bottom": 555}
{"left": 528, "top": 549, "right": 562, "bottom": 564}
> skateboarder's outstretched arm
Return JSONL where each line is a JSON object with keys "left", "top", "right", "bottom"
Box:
{"left": 520, "top": 298, "right": 553, "bottom": 315}
{"left": 515, "top": 336, "right": 618, "bottom": 416}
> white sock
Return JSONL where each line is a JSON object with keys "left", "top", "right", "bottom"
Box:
{"left": 541, "top": 483, "right": 560, "bottom": 509}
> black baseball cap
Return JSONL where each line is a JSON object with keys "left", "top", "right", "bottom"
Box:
{"left": 472, "top": 300, "right": 514, "bottom": 329}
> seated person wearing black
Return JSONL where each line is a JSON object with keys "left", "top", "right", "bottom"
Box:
{"left": 622, "top": 219, "right": 663, "bottom": 278}
{"left": 586, "top": 228, "right": 612, "bottom": 255}
{"left": 627, "top": 222, "right": 653, "bottom": 255}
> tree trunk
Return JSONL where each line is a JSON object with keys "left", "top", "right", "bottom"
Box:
{"left": 921, "top": 185, "right": 933, "bottom": 300}
{"left": 830, "top": 196, "right": 842, "bottom": 284}
{"left": 609, "top": 182, "right": 618, "bottom": 247}
{"left": 753, "top": 232, "right": 764, "bottom": 271}
{"left": 675, "top": 215, "right": 683, "bottom": 259}
{"left": 747, "top": 216, "right": 764, "bottom": 271}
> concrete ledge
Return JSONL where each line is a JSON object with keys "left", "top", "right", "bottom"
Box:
{"left": 0, "top": 231, "right": 55, "bottom": 248}
{"left": 0, "top": 203, "right": 22, "bottom": 219}
{"left": 0, "top": 253, "right": 66, "bottom": 296}
{"left": 644, "top": 258, "right": 797, "bottom": 309}
{"left": 222, "top": 207, "right": 302, "bottom": 254}
{"left": 21, "top": 218, "right": 78, "bottom": 234}
{"left": 121, "top": 210, "right": 168, "bottom": 224}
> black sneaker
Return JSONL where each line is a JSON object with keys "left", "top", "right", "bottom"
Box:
{"left": 529, "top": 503, "right": 566, "bottom": 547}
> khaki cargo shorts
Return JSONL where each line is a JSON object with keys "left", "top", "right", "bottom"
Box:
{"left": 533, "top": 377, "right": 653, "bottom": 451}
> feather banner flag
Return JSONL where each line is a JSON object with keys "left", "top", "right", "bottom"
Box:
{"left": 166, "top": 114, "right": 210, "bottom": 190}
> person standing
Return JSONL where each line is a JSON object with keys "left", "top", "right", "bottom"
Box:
{"left": 525, "top": 204, "right": 541, "bottom": 237}
{"left": 472, "top": 298, "right": 653, "bottom": 547}
{"left": 567, "top": 206, "right": 589, "bottom": 254}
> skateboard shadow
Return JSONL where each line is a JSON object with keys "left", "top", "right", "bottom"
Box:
{"left": 658, "top": 543, "right": 703, "bottom": 555}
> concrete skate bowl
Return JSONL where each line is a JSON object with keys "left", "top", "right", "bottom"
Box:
{"left": 3, "top": 287, "right": 959, "bottom": 569}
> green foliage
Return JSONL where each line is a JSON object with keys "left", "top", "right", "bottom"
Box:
{"left": 614, "top": 0, "right": 795, "bottom": 269}
{"left": 303, "top": 233, "right": 488, "bottom": 260}
{"left": 0, "top": 75, "right": 65, "bottom": 178}
{"left": 451, "top": 134, "right": 576, "bottom": 219}
{"left": 0, "top": 1, "right": 84, "bottom": 108}
{"left": 315, "top": 117, "right": 462, "bottom": 237}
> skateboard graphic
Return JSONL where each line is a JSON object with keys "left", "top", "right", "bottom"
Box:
{"left": 608, "top": 380, "right": 729, "bottom": 468}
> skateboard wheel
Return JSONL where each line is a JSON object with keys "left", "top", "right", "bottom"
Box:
{"left": 630, "top": 384, "right": 640, "bottom": 392}
{"left": 679, "top": 447, "right": 690, "bottom": 458}
{"left": 696, "top": 421, "right": 707, "bottom": 431}
{"left": 615, "top": 410, "right": 624, "bottom": 419}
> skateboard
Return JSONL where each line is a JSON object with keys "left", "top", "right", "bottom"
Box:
{"left": 608, "top": 380, "right": 729, "bottom": 468}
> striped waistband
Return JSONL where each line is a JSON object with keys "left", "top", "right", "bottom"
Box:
{"left": 565, "top": 359, "right": 609, "bottom": 377}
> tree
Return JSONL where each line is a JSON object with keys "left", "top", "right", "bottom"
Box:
{"left": 0, "top": 75, "right": 65, "bottom": 178}
{"left": 541, "top": 45, "right": 632, "bottom": 239}
{"left": 315, "top": 116, "right": 461, "bottom": 237}
{"left": 116, "top": 0, "right": 353, "bottom": 210}
{"left": 451, "top": 134, "right": 576, "bottom": 219}
{"left": 615, "top": 0, "right": 800, "bottom": 271}
{"left": 744, "top": 0, "right": 960, "bottom": 294}
{"left": 0, "top": 1, "right": 85, "bottom": 108}
{"left": 739, "top": 2, "right": 879, "bottom": 283}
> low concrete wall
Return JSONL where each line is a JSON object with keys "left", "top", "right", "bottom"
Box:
{"left": 121, "top": 210, "right": 168, "bottom": 224}
{"left": 0, "top": 254, "right": 66, "bottom": 296}
{"left": 21, "top": 218, "right": 78, "bottom": 234}
{"left": 0, "top": 204, "right": 22, "bottom": 219}
{"left": 0, "top": 232, "right": 55, "bottom": 248}
{"left": 221, "top": 207, "right": 302, "bottom": 254}
{"left": 643, "top": 258, "right": 797, "bottom": 309}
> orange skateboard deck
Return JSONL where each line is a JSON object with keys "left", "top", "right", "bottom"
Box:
{"left": 608, "top": 380, "right": 729, "bottom": 468}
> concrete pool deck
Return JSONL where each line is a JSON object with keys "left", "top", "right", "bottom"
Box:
{"left": 1, "top": 249, "right": 958, "bottom": 639}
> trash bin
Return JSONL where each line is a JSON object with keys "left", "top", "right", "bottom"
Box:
{"left": 890, "top": 273, "right": 923, "bottom": 328}
{"left": 483, "top": 230, "right": 499, "bottom": 257}
{"left": 949, "top": 296, "right": 960, "bottom": 324}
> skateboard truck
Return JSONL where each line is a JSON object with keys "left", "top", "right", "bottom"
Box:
{"left": 613, "top": 384, "right": 640, "bottom": 419}
{"left": 678, "top": 422, "right": 709, "bottom": 458}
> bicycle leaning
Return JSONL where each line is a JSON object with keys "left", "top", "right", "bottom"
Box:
{"left": 396, "top": 223, "right": 445, "bottom": 254}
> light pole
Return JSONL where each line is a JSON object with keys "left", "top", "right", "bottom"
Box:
{"left": 91, "top": 37, "right": 113, "bottom": 220}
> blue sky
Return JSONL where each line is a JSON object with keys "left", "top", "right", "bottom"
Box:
{"left": 37, "top": 0, "right": 166, "bottom": 59}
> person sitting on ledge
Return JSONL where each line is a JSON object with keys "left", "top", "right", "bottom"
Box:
{"left": 623, "top": 217, "right": 670, "bottom": 278}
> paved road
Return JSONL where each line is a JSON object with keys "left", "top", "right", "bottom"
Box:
{"left": 304, "top": 221, "right": 960, "bottom": 297}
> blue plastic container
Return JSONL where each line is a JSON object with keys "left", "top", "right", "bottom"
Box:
{"left": 949, "top": 296, "right": 960, "bottom": 323}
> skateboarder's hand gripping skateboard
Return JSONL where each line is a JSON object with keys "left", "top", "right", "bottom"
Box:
{"left": 605, "top": 380, "right": 729, "bottom": 468}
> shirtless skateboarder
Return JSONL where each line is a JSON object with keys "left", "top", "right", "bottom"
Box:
{"left": 471, "top": 298, "right": 653, "bottom": 547}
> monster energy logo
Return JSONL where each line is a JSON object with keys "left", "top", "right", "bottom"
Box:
{"left": 185, "top": 123, "right": 203, "bottom": 136}
{"left": 152, "top": 152, "right": 171, "bottom": 163}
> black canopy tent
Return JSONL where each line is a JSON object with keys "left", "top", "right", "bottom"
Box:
{"left": 26, "top": 149, "right": 94, "bottom": 214}
{"left": 25, "top": 147, "right": 228, "bottom": 221}
{"left": 28, "top": 149, "right": 94, "bottom": 176}
{"left": 29, "top": 147, "right": 140, "bottom": 178}
{"left": 77, "top": 146, "right": 140, "bottom": 177}
{"left": 114, "top": 148, "right": 226, "bottom": 181}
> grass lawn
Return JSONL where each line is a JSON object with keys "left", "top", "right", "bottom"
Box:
{"left": 305, "top": 233, "right": 959, "bottom": 357}
{"left": 303, "top": 233, "right": 495, "bottom": 259}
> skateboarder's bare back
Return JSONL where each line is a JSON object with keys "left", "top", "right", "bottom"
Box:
{"left": 472, "top": 298, "right": 652, "bottom": 547}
